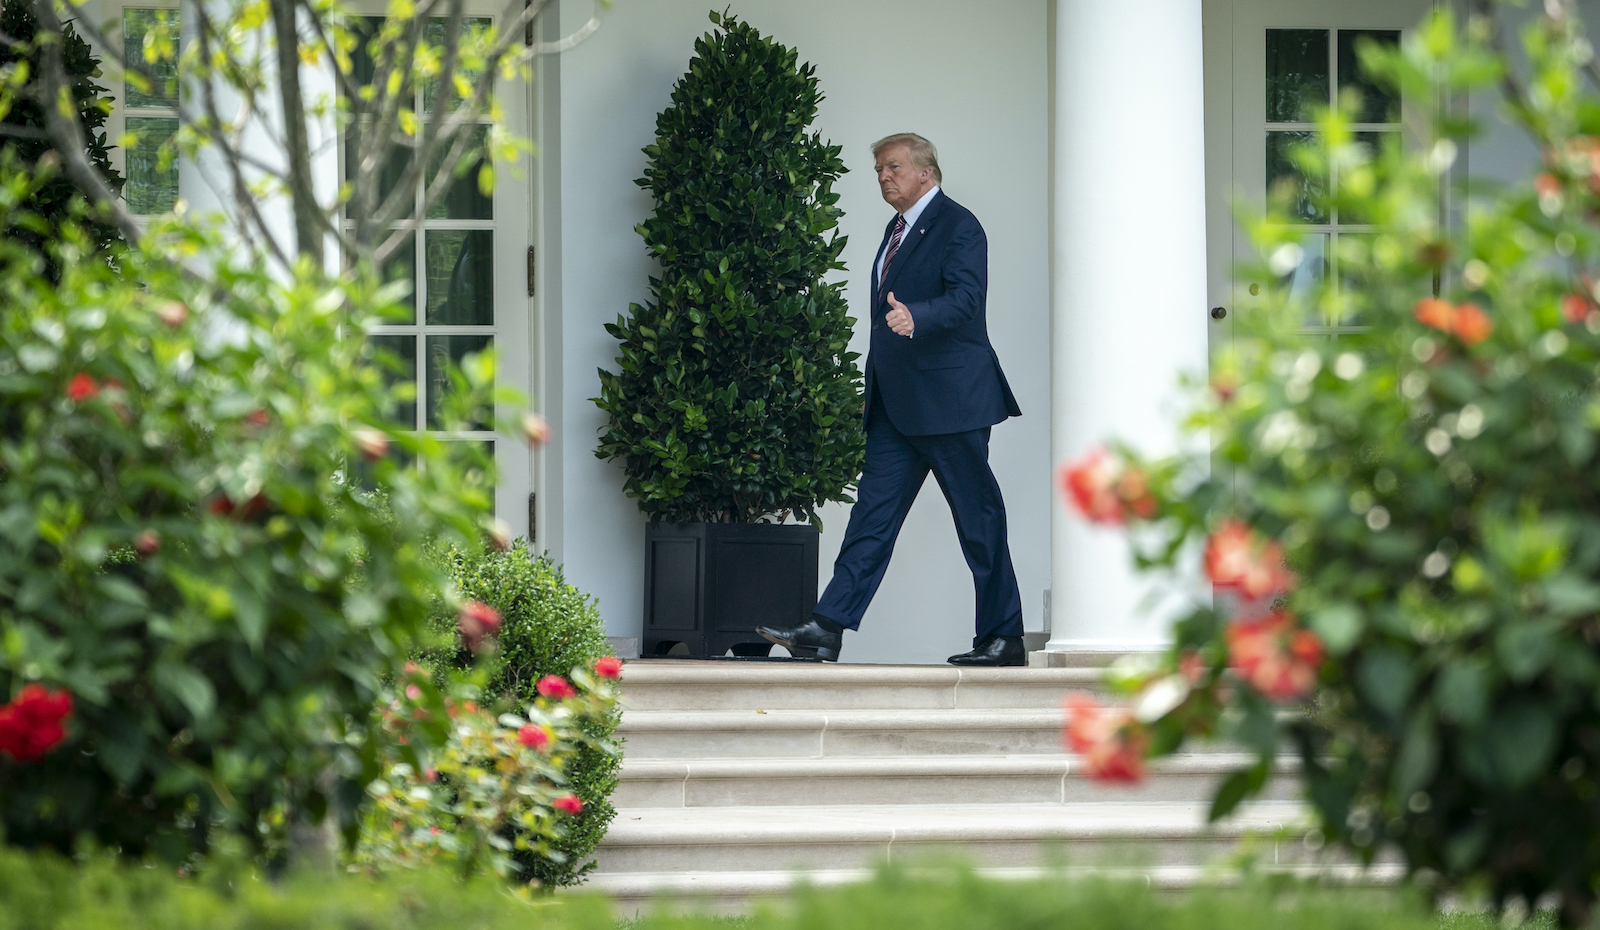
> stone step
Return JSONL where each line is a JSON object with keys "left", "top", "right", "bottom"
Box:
{"left": 618, "top": 661, "right": 1109, "bottom": 713}
{"left": 613, "top": 753, "right": 1302, "bottom": 809}
{"left": 593, "top": 801, "right": 1317, "bottom": 875}
{"left": 583, "top": 862, "right": 1408, "bottom": 913}
{"left": 617, "top": 708, "right": 1069, "bottom": 759}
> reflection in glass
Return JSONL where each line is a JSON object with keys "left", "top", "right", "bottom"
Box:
{"left": 426, "top": 334, "right": 493, "bottom": 429}
{"left": 1280, "top": 234, "right": 1329, "bottom": 325}
{"left": 425, "top": 230, "right": 494, "bottom": 324}
{"left": 427, "top": 124, "right": 492, "bottom": 219}
{"left": 125, "top": 117, "right": 179, "bottom": 214}
{"left": 369, "top": 334, "right": 418, "bottom": 429}
{"left": 123, "top": 9, "right": 180, "bottom": 108}
{"left": 1266, "top": 29, "right": 1329, "bottom": 123}
{"left": 1338, "top": 30, "right": 1401, "bottom": 124}
{"left": 1266, "top": 131, "right": 1327, "bottom": 223}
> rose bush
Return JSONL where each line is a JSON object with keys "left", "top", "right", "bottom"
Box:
{"left": 352, "top": 660, "right": 618, "bottom": 892}
{"left": 1060, "top": 7, "right": 1600, "bottom": 924}
{"left": 0, "top": 170, "right": 521, "bottom": 863}
{"left": 413, "top": 540, "right": 622, "bottom": 887}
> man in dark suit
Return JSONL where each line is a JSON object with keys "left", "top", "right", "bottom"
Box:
{"left": 758, "top": 133, "right": 1026, "bottom": 667}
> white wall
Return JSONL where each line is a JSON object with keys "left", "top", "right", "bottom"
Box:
{"left": 549, "top": 0, "right": 1052, "bottom": 664}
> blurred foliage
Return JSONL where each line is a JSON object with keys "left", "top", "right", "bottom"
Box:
{"left": 0, "top": 0, "right": 124, "bottom": 265}
{"left": 414, "top": 540, "right": 621, "bottom": 888}
{"left": 0, "top": 163, "right": 506, "bottom": 864}
{"left": 352, "top": 662, "right": 617, "bottom": 893}
{"left": 594, "top": 10, "right": 866, "bottom": 525}
{"left": 0, "top": 850, "right": 1550, "bottom": 930}
{"left": 1075, "top": 4, "right": 1600, "bottom": 924}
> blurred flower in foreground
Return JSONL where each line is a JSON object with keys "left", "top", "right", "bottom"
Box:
{"left": 1058, "top": 446, "right": 1156, "bottom": 525}
{"left": 1226, "top": 611, "right": 1325, "bottom": 702}
{"left": 1063, "top": 691, "right": 1146, "bottom": 783}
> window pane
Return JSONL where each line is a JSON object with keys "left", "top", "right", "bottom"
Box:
{"left": 1336, "top": 233, "right": 1372, "bottom": 326}
{"left": 380, "top": 233, "right": 417, "bottom": 319}
{"left": 426, "top": 334, "right": 493, "bottom": 429}
{"left": 125, "top": 117, "right": 179, "bottom": 214}
{"left": 368, "top": 334, "right": 418, "bottom": 429}
{"left": 1278, "top": 234, "right": 1328, "bottom": 325}
{"left": 1266, "top": 29, "right": 1328, "bottom": 123}
{"left": 347, "top": 17, "right": 414, "bottom": 106}
{"left": 345, "top": 136, "right": 413, "bottom": 217}
{"left": 427, "top": 124, "right": 492, "bottom": 220}
{"left": 422, "top": 17, "right": 492, "bottom": 113}
{"left": 1338, "top": 30, "right": 1401, "bottom": 124}
{"left": 123, "top": 9, "right": 179, "bottom": 108}
{"left": 1338, "top": 131, "right": 1394, "bottom": 225}
{"left": 425, "top": 230, "right": 494, "bottom": 325}
{"left": 1266, "top": 131, "right": 1327, "bottom": 223}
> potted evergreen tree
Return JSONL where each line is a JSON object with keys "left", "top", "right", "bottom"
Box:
{"left": 594, "top": 10, "right": 866, "bottom": 658}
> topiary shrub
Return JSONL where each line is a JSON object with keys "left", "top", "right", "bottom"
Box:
{"left": 417, "top": 540, "right": 620, "bottom": 887}
{"left": 1057, "top": 8, "right": 1600, "bottom": 926}
{"left": 593, "top": 10, "right": 865, "bottom": 525}
{"left": 0, "top": 0, "right": 124, "bottom": 263}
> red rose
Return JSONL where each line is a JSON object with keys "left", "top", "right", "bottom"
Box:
{"left": 1059, "top": 447, "right": 1122, "bottom": 524}
{"left": 245, "top": 409, "right": 270, "bottom": 427}
{"left": 518, "top": 724, "right": 552, "bottom": 750}
{"left": 594, "top": 656, "right": 623, "bottom": 679}
{"left": 553, "top": 793, "right": 584, "bottom": 815}
{"left": 353, "top": 428, "right": 389, "bottom": 462}
{"left": 1225, "top": 610, "right": 1325, "bottom": 702}
{"left": 66, "top": 373, "right": 99, "bottom": 402}
{"left": 1562, "top": 293, "right": 1593, "bottom": 324}
{"left": 521, "top": 412, "right": 552, "bottom": 447}
{"left": 1203, "top": 519, "right": 1295, "bottom": 600}
{"left": 1451, "top": 303, "right": 1493, "bottom": 346}
{"left": 1413, "top": 297, "right": 1494, "bottom": 346}
{"left": 536, "top": 675, "right": 577, "bottom": 699}
{"left": 134, "top": 529, "right": 161, "bottom": 558}
{"left": 1062, "top": 691, "right": 1146, "bottom": 784}
{"left": 0, "top": 685, "right": 74, "bottom": 763}
{"left": 157, "top": 300, "right": 189, "bottom": 327}
{"left": 457, "top": 600, "right": 502, "bottom": 653}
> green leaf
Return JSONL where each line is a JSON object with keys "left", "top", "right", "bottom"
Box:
{"left": 155, "top": 662, "right": 217, "bottom": 722}
{"left": 1486, "top": 700, "right": 1556, "bottom": 788}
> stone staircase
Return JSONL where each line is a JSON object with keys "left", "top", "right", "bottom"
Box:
{"left": 586, "top": 660, "right": 1395, "bottom": 909}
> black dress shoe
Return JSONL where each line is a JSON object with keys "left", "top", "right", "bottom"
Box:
{"left": 756, "top": 617, "right": 842, "bottom": 662}
{"left": 947, "top": 635, "right": 1025, "bottom": 667}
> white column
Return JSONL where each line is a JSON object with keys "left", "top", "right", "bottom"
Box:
{"left": 1047, "top": 0, "right": 1210, "bottom": 652}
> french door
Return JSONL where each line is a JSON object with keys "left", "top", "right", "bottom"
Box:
{"left": 349, "top": 14, "right": 535, "bottom": 540}
{"left": 1207, "top": 0, "right": 1436, "bottom": 343}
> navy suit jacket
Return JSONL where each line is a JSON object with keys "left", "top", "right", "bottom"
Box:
{"left": 864, "top": 189, "right": 1021, "bottom": 436}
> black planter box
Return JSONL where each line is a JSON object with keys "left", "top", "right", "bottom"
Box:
{"left": 642, "top": 522, "right": 820, "bottom": 658}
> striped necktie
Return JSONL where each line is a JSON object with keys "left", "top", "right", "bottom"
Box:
{"left": 879, "top": 214, "right": 907, "bottom": 292}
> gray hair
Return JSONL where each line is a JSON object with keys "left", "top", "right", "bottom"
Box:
{"left": 871, "top": 133, "right": 941, "bottom": 184}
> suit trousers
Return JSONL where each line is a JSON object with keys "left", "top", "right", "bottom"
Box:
{"left": 814, "top": 395, "right": 1025, "bottom": 646}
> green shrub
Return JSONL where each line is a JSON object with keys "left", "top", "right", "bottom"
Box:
{"left": 594, "top": 10, "right": 865, "bottom": 525}
{"left": 418, "top": 540, "right": 621, "bottom": 887}
{"left": 1057, "top": 7, "right": 1600, "bottom": 926}
{"left": 0, "top": 171, "right": 498, "bottom": 863}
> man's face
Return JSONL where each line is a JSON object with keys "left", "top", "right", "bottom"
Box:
{"left": 875, "top": 145, "right": 932, "bottom": 214}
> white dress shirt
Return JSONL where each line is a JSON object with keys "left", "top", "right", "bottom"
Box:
{"left": 875, "top": 184, "right": 941, "bottom": 289}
